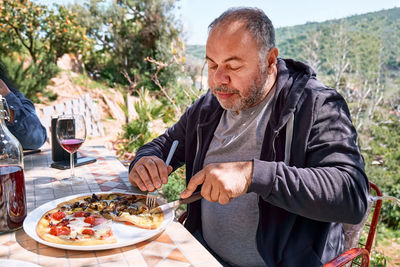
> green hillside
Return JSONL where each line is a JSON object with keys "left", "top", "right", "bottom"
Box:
{"left": 186, "top": 7, "right": 400, "bottom": 88}
{"left": 276, "top": 8, "right": 400, "bottom": 85}
{"left": 186, "top": 45, "right": 207, "bottom": 60}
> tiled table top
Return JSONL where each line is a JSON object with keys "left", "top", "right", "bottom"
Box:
{"left": 0, "top": 146, "right": 221, "bottom": 267}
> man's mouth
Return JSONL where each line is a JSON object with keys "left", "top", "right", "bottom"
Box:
{"left": 216, "top": 92, "right": 235, "bottom": 99}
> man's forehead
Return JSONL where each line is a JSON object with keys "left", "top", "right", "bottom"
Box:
{"left": 206, "top": 20, "right": 257, "bottom": 62}
{"left": 210, "top": 20, "right": 247, "bottom": 38}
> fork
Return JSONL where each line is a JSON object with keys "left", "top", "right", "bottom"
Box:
{"left": 146, "top": 140, "right": 179, "bottom": 208}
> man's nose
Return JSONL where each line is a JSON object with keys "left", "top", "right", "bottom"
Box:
{"left": 213, "top": 67, "right": 230, "bottom": 85}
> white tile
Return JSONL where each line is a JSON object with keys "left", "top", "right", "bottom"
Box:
{"left": 101, "top": 181, "right": 120, "bottom": 187}
{"left": 156, "top": 259, "right": 191, "bottom": 267}
{"left": 141, "top": 241, "right": 176, "bottom": 258}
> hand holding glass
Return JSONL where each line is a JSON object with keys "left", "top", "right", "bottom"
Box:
{"left": 56, "top": 114, "right": 86, "bottom": 183}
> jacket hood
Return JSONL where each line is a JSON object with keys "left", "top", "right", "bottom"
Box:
{"left": 269, "top": 58, "right": 316, "bottom": 131}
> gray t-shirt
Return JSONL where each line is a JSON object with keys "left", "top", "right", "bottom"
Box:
{"left": 201, "top": 86, "right": 276, "bottom": 267}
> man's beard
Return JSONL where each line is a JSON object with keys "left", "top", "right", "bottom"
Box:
{"left": 212, "top": 69, "right": 268, "bottom": 112}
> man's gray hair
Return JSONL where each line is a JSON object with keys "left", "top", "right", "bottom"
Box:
{"left": 208, "top": 7, "right": 275, "bottom": 54}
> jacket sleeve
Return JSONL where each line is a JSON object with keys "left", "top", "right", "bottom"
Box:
{"left": 248, "top": 91, "right": 369, "bottom": 224}
{"left": 5, "top": 91, "right": 47, "bottom": 150}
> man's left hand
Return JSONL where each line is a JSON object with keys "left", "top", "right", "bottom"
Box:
{"left": 180, "top": 161, "right": 253, "bottom": 204}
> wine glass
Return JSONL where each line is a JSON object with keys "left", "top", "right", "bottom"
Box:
{"left": 56, "top": 114, "right": 86, "bottom": 183}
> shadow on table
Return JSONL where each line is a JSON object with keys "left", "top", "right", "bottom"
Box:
{"left": 15, "top": 226, "right": 165, "bottom": 257}
{"left": 16, "top": 229, "right": 67, "bottom": 257}
{"left": 30, "top": 176, "right": 58, "bottom": 186}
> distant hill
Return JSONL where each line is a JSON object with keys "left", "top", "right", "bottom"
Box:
{"left": 186, "top": 45, "right": 207, "bottom": 60}
{"left": 276, "top": 8, "right": 400, "bottom": 81}
{"left": 186, "top": 7, "right": 400, "bottom": 91}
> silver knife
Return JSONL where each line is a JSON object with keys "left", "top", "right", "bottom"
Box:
{"left": 149, "top": 192, "right": 202, "bottom": 214}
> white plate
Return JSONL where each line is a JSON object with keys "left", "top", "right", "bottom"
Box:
{"left": 23, "top": 191, "right": 173, "bottom": 250}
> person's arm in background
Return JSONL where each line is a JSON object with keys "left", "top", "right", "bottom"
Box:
{"left": 0, "top": 79, "right": 47, "bottom": 149}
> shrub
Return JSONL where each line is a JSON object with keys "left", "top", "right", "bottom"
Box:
{"left": 122, "top": 87, "right": 171, "bottom": 153}
{"left": 1, "top": 55, "right": 59, "bottom": 102}
{"left": 162, "top": 167, "right": 186, "bottom": 203}
{"left": 360, "top": 115, "right": 400, "bottom": 229}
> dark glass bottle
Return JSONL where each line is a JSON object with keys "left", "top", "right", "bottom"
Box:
{"left": 0, "top": 96, "right": 26, "bottom": 233}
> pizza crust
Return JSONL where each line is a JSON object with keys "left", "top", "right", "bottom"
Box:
{"left": 113, "top": 211, "right": 164, "bottom": 230}
{"left": 37, "top": 229, "right": 117, "bottom": 246}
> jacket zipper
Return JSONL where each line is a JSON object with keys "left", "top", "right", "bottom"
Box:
{"left": 192, "top": 123, "right": 201, "bottom": 177}
{"left": 186, "top": 123, "right": 201, "bottom": 222}
{"left": 271, "top": 112, "right": 295, "bottom": 160}
{"left": 271, "top": 130, "right": 279, "bottom": 160}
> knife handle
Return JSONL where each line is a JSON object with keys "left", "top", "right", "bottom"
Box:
{"left": 179, "top": 192, "right": 202, "bottom": 205}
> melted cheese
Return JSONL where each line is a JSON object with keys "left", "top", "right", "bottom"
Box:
{"left": 49, "top": 212, "right": 112, "bottom": 240}
{"left": 93, "top": 222, "right": 111, "bottom": 239}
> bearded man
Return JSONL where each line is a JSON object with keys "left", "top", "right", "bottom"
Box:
{"left": 129, "top": 7, "right": 369, "bottom": 267}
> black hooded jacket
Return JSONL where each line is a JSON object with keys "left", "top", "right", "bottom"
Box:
{"left": 130, "top": 58, "right": 369, "bottom": 266}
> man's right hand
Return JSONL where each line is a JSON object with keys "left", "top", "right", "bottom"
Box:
{"left": 129, "top": 156, "right": 172, "bottom": 192}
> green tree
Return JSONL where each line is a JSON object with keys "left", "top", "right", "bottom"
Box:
{"left": 70, "top": 0, "right": 182, "bottom": 90}
{"left": 0, "top": 0, "right": 92, "bottom": 101}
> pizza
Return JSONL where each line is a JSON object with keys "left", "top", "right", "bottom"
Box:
{"left": 37, "top": 208, "right": 116, "bottom": 246}
{"left": 36, "top": 193, "right": 164, "bottom": 246}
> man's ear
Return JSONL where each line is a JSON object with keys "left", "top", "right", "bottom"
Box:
{"left": 266, "top": 47, "right": 278, "bottom": 74}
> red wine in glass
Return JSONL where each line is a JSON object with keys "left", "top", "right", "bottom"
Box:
{"left": 56, "top": 114, "right": 86, "bottom": 184}
{"left": 0, "top": 165, "right": 27, "bottom": 232}
{"left": 61, "top": 138, "right": 84, "bottom": 154}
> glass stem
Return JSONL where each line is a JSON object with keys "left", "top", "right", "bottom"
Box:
{"left": 70, "top": 152, "right": 75, "bottom": 179}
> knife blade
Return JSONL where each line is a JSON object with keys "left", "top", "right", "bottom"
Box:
{"left": 149, "top": 192, "right": 202, "bottom": 214}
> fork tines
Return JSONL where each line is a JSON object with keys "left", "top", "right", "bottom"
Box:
{"left": 146, "top": 190, "right": 158, "bottom": 209}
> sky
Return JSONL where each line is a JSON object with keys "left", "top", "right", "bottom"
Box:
{"left": 179, "top": 0, "right": 400, "bottom": 45}
{"left": 35, "top": 0, "right": 400, "bottom": 45}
